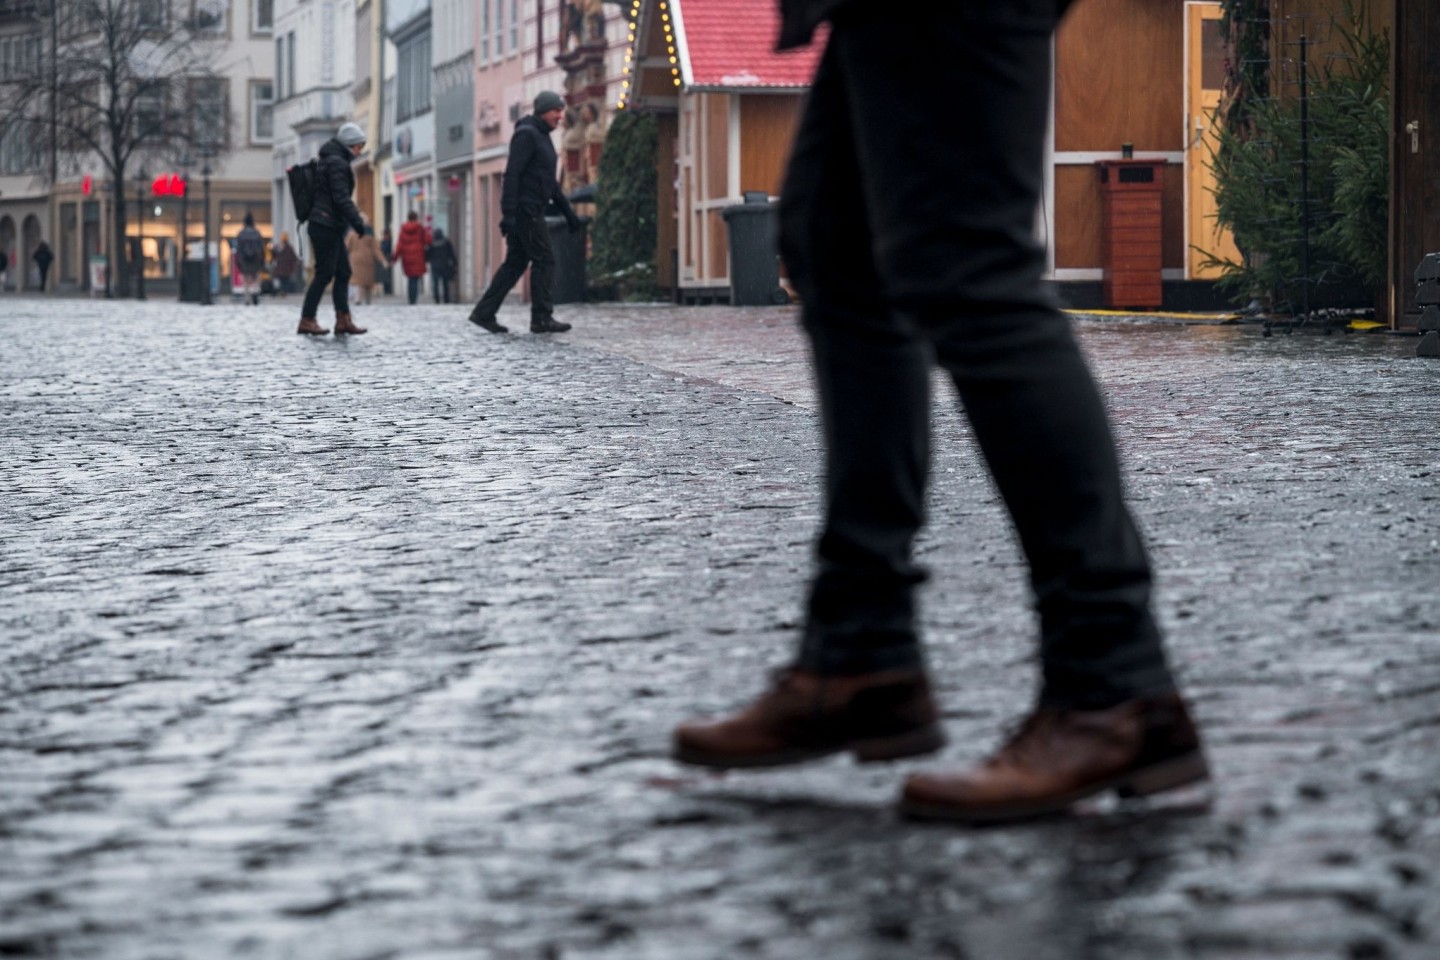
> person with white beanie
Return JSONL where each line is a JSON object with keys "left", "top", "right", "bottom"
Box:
{"left": 297, "top": 121, "right": 369, "bottom": 336}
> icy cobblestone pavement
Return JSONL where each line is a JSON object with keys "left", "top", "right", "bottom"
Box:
{"left": 2, "top": 297, "right": 1438, "bottom": 959}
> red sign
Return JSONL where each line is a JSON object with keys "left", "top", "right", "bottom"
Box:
{"left": 152, "top": 174, "right": 186, "bottom": 197}
{"left": 81, "top": 174, "right": 93, "bottom": 196}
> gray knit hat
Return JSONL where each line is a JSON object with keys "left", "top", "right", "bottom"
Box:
{"left": 533, "top": 91, "right": 565, "bottom": 115}
{"left": 336, "top": 122, "right": 367, "bottom": 146}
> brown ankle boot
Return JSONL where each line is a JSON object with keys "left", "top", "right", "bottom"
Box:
{"left": 672, "top": 667, "right": 946, "bottom": 769}
{"left": 297, "top": 316, "right": 329, "bottom": 335}
{"left": 334, "top": 312, "right": 367, "bottom": 335}
{"left": 900, "top": 693, "right": 1209, "bottom": 823}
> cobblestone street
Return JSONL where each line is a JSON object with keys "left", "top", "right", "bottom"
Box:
{"left": 2, "top": 296, "right": 1439, "bottom": 960}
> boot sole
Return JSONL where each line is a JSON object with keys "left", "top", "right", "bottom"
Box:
{"left": 899, "top": 750, "right": 1211, "bottom": 824}
{"left": 672, "top": 723, "right": 947, "bottom": 770}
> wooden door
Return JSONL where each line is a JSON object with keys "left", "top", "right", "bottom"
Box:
{"left": 1185, "top": 2, "right": 1241, "bottom": 279}
{"left": 1392, "top": 0, "right": 1440, "bottom": 324}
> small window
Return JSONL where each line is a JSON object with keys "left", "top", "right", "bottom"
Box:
{"left": 192, "top": 0, "right": 228, "bottom": 34}
{"left": 135, "top": 82, "right": 166, "bottom": 142}
{"left": 189, "top": 78, "right": 229, "bottom": 149}
{"left": 136, "top": 0, "right": 167, "bottom": 30}
{"left": 250, "top": 81, "right": 274, "bottom": 144}
{"left": 253, "top": 0, "right": 273, "bottom": 34}
{"left": 274, "top": 36, "right": 285, "bottom": 99}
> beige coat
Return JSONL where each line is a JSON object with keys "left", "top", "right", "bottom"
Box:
{"left": 346, "top": 233, "right": 382, "bottom": 289}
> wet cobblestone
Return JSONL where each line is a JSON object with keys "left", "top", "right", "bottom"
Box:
{"left": 2, "top": 297, "right": 1438, "bottom": 959}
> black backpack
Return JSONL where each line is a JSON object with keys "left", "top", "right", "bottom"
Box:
{"left": 237, "top": 232, "right": 263, "bottom": 263}
{"left": 287, "top": 158, "right": 320, "bottom": 224}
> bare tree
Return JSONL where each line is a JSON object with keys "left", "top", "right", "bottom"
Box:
{"left": 0, "top": 0, "right": 224, "bottom": 296}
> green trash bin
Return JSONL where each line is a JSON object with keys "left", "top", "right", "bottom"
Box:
{"left": 722, "top": 191, "right": 786, "bottom": 306}
{"left": 545, "top": 215, "right": 590, "bottom": 305}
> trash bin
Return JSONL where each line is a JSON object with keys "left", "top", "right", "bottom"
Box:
{"left": 1096, "top": 159, "right": 1165, "bottom": 309}
{"left": 722, "top": 191, "right": 786, "bottom": 306}
{"left": 545, "top": 215, "right": 590, "bottom": 305}
{"left": 180, "top": 260, "right": 208, "bottom": 303}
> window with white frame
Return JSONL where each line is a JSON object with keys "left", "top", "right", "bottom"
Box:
{"left": 192, "top": 0, "right": 228, "bottom": 33}
{"left": 0, "top": 121, "right": 43, "bottom": 175}
{"left": 480, "top": 0, "right": 490, "bottom": 63}
{"left": 286, "top": 30, "right": 295, "bottom": 98}
{"left": 135, "top": 0, "right": 167, "bottom": 30}
{"left": 509, "top": 0, "right": 518, "bottom": 51}
{"left": 250, "top": 80, "right": 273, "bottom": 143}
{"left": 0, "top": 33, "right": 41, "bottom": 80}
{"left": 135, "top": 81, "right": 166, "bottom": 141}
{"left": 395, "top": 31, "right": 431, "bottom": 122}
{"left": 253, "top": 0, "right": 273, "bottom": 33}
{"left": 189, "top": 77, "right": 228, "bottom": 148}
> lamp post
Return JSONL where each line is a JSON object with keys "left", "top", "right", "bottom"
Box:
{"left": 200, "top": 150, "right": 214, "bottom": 306}
{"left": 134, "top": 166, "right": 147, "bottom": 301}
{"left": 177, "top": 156, "right": 191, "bottom": 302}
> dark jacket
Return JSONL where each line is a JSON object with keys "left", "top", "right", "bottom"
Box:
{"left": 307, "top": 138, "right": 366, "bottom": 235}
{"left": 234, "top": 225, "right": 265, "bottom": 274}
{"left": 501, "top": 115, "right": 577, "bottom": 224}
{"left": 426, "top": 237, "right": 458, "bottom": 280}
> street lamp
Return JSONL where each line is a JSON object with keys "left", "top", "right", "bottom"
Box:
{"left": 134, "top": 166, "right": 147, "bottom": 301}
{"left": 199, "top": 147, "right": 214, "bottom": 306}
{"left": 177, "top": 155, "right": 191, "bottom": 303}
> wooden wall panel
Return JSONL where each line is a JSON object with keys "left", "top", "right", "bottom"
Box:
{"left": 739, "top": 95, "right": 803, "bottom": 196}
{"left": 1054, "top": 163, "right": 1185, "bottom": 270}
{"left": 1056, "top": 0, "right": 1184, "bottom": 153}
{"left": 1055, "top": 165, "right": 1102, "bottom": 269}
{"left": 705, "top": 94, "right": 730, "bottom": 201}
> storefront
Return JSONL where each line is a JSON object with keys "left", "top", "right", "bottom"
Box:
{"left": 52, "top": 180, "right": 270, "bottom": 294}
{"left": 0, "top": 199, "right": 49, "bottom": 291}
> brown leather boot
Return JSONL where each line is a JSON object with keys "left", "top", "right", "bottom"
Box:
{"left": 672, "top": 667, "right": 946, "bottom": 769}
{"left": 297, "top": 316, "right": 329, "bottom": 335}
{"left": 900, "top": 693, "right": 1209, "bottom": 823}
{"left": 334, "top": 312, "right": 367, "bottom": 335}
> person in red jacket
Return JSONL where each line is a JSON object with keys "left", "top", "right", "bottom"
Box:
{"left": 393, "top": 211, "right": 431, "bottom": 304}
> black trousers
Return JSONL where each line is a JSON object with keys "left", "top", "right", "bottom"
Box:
{"left": 780, "top": 3, "right": 1174, "bottom": 708}
{"left": 301, "top": 223, "right": 351, "bottom": 318}
{"left": 433, "top": 274, "right": 452, "bottom": 303}
{"left": 469, "top": 212, "right": 555, "bottom": 325}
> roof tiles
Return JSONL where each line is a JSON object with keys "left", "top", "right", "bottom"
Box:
{"left": 674, "top": 0, "right": 823, "bottom": 90}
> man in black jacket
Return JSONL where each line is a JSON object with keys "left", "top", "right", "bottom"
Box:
{"left": 672, "top": 0, "right": 1210, "bottom": 823}
{"left": 467, "top": 90, "right": 582, "bottom": 335}
{"left": 299, "top": 122, "right": 369, "bottom": 336}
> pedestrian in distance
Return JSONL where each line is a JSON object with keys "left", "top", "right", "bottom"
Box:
{"left": 32, "top": 241, "right": 53, "bottom": 292}
{"left": 394, "top": 211, "right": 430, "bottom": 305}
{"left": 672, "top": 0, "right": 1210, "bottom": 824}
{"left": 379, "top": 227, "right": 395, "bottom": 296}
{"left": 297, "top": 122, "right": 368, "bottom": 336}
{"left": 467, "top": 90, "right": 583, "bottom": 335}
{"left": 346, "top": 225, "right": 382, "bottom": 306}
{"left": 0, "top": 247, "right": 8, "bottom": 292}
{"left": 271, "top": 232, "right": 300, "bottom": 296}
{"left": 235, "top": 214, "right": 266, "bottom": 306}
{"left": 426, "top": 228, "right": 458, "bottom": 304}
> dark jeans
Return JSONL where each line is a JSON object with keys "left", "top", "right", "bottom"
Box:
{"left": 781, "top": 3, "right": 1174, "bottom": 708}
{"left": 433, "top": 274, "right": 452, "bottom": 303}
{"left": 469, "top": 212, "right": 554, "bottom": 325}
{"left": 301, "top": 223, "right": 351, "bottom": 318}
{"left": 407, "top": 275, "right": 421, "bottom": 304}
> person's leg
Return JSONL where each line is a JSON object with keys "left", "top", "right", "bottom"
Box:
{"left": 522, "top": 214, "right": 567, "bottom": 331}
{"left": 671, "top": 36, "right": 943, "bottom": 770}
{"left": 299, "top": 226, "right": 339, "bottom": 332}
{"left": 407, "top": 275, "right": 418, "bottom": 304}
{"left": 467, "top": 232, "right": 532, "bottom": 332}
{"left": 814, "top": 3, "right": 1203, "bottom": 819}
{"left": 330, "top": 242, "right": 352, "bottom": 315}
{"left": 832, "top": 4, "right": 1172, "bottom": 708}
